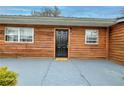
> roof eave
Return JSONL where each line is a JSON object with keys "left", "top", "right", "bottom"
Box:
{"left": 0, "top": 15, "right": 116, "bottom": 27}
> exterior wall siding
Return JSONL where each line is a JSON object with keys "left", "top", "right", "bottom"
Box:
{"left": 0, "top": 24, "right": 107, "bottom": 59}
{"left": 70, "top": 27, "right": 107, "bottom": 59}
{"left": 110, "top": 22, "right": 124, "bottom": 65}
{"left": 0, "top": 25, "right": 54, "bottom": 58}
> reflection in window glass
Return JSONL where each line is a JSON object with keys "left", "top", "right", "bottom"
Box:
{"left": 85, "top": 30, "right": 98, "bottom": 44}
{"left": 5, "top": 27, "right": 18, "bottom": 42}
{"left": 5, "top": 27, "right": 34, "bottom": 43}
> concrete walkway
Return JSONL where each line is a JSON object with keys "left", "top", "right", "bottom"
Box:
{"left": 0, "top": 58, "right": 124, "bottom": 86}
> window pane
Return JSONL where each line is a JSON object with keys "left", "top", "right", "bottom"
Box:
{"left": 20, "top": 28, "right": 33, "bottom": 42}
{"left": 6, "top": 35, "right": 18, "bottom": 42}
{"left": 91, "top": 31, "right": 97, "bottom": 36}
{"left": 86, "top": 31, "right": 91, "bottom": 36}
{"left": 6, "top": 27, "right": 18, "bottom": 35}
{"left": 5, "top": 27, "right": 18, "bottom": 42}
{"left": 87, "top": 41, "right": 97, "bottom": 43}
{"left": 87, "top": 37, "right": 97, "bottom": 41}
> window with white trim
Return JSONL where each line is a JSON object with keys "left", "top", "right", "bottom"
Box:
{"left": 5, "top": 27, "right": 34, "bottom": 43}
{"left": 85, "top": 29, "right": 98, "bottom": 44}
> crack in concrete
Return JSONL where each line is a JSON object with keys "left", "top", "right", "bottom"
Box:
{"left": 80, "top": 73, "right": 91, "bottom": 86}
{"left": 40, "top": 61, "right": 52, "bottom": 86}
{"left": 71, "top": 62, "right": 91, "bottom": 86}
{"left": 40, "top": 61, "right": 91, "bottom": 86}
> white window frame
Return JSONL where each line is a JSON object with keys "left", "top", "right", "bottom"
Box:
{"left": 85, "top": 29, "right": 99, "bottom": 45}
{"left": 5, "top": 27, "right": 34, "bottom": 43}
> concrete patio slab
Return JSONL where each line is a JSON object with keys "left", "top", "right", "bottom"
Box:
{"left": 72, "top": 60, "right": 124, "bottom": 86}
{"left": 0, "top": 58, "right": 50, "bottom": 86}
{"left": 42, "top": 61, "right": 89, "bottom": 86}
{"left": 0, "top": 58, "right": 124, "bottom": 86}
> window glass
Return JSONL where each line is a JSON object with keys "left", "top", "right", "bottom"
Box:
{"left": 20, "top": 28, "right": 33, "bottom": 42}
{"left": 5, "top": 27, "right": 34, "bottom": 43}
{"left": 5, "top": 27, "right": 18, "bottom": 42}
{"left": 85, "top": 30, "right": 98, "bottom": 44}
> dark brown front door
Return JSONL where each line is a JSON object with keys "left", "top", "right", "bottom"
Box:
{"left": 56, "top": 29, "right": 68, "bottom": 58}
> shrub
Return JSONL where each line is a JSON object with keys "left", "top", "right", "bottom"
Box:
{"left": 122, "top": 77, "right": 124, "bottom": 80}
{"left": 0, "top": 67, "right": 17, "bottom": 86}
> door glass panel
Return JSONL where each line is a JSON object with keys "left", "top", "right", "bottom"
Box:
{"left": 56, "top": 29, "right": 68, "bottom": 57}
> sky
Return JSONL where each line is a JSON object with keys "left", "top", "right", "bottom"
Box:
{"left": 0, "top": 6, "right": 124, "bottom": 18}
